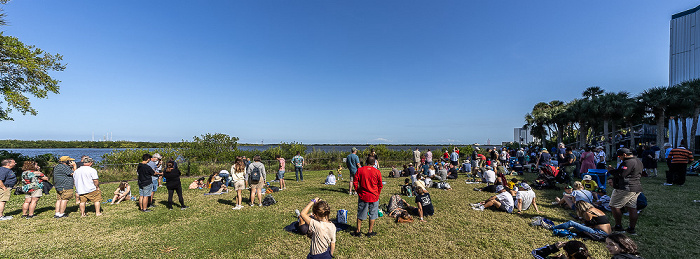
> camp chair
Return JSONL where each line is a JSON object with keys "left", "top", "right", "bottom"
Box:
{"left": 583, "top": 169, "right": 608, "bottom": 190}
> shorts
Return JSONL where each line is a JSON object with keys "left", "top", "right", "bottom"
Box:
{"left": 25, "top": 189, "right": 43, "bottom": 198}
{"left": 233, "top": 181, "right": 245, "bottom": 191}
{"left": 499, "top": 203, "right": 514, "bottom": 213}
{"left": 250, "top": 181, "right": 265, "bottom": 190}
{"left": 151, "top": 178, "right": 159, "bottom": 192}
{"left": 139, "top": 184, "right": 153, "bottom": 197}
{"left": 357, "top": 199, "right": 379, "bottom": 220}
{"left": 0, "top": 188, "right": 12, "bottom": 202}
{"left": 610, "top": 189, "right": 640, "bottom": 209}
{"left": 79, "top": 190, "right": 102, "bottom": 203}
{"left": 56, "top": 189, "right": 74, "bottom": 200}
{"left": 277, "top": 170, "right": 285, "bottom": 180}
{"left": 451, "top": 161, "right": 459, "bottom": 166}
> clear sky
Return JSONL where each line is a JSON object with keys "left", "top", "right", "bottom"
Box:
{"left": 0, "top": 1, "right": 696, "bottom": 144}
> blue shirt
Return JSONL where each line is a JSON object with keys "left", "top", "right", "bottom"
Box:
{"left": 346, "top": 154, "right": 360, "bottom": 174}
{"left": 0, "top": 167, "right": 17, "bottom": 188}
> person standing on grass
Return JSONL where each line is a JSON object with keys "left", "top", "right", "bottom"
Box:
{"left": 147, "top": 153, "right": 163, "bottom": 207}
{"left": 246, "top": 155, "right": 266, "bottom": 206}
{"left": 666, "top": 141, "right": 693, "bottom": 186}
{"left": 292, "top": 152, "right": 305, "bottom": 182}
{"left": 0, "top": 159, "right": 17, "bottom": 221}
{"left": 231, "top": 158, "right": 247, "bottom": 210}
{"left": 425, "top": 149, "right": 433, "bottom": 164}
{"left": 276, "top": 155, "right": 287, "bottom": 190}
{"left": 351, "top": 156, "right": 383, "bottom": 237}
{"left": 73, "top": 157, "right": 102, "bottom": 217}
{"left": 137, "top": 154, "right": 155, "bottom": 212}
{"left": 607, "top": 148, "right": 643, "bottom": 235}
{"left": 20, "top": 161, "right": 49, "bottom": 218}
{"left": 346, "top": 147, "right": 361, "bottom": 195}
{"left": 163, "top": 160, "right": 187, "bottom": 210}
{"left": 300, "top": 197, "right": 336, "bottom": 258}
{"left": 450, "top": 148, "right": 460, "bottom": 167}
{"left": 413, "top": 147, "right": 421, "bottom": 166}
{"left": 53, "top": 156, "right": 77, "bottom": 218}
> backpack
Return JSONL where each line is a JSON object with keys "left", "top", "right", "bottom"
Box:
{"left": 249, "top": 165, "right": 261, "bottom": 184}
{"left": 337, "top": 209, "right": 348, "bottom": 224}
{"left": 262, "top": 194, "right": 276, "bottom": 206}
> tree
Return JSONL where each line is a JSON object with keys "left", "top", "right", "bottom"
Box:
{"left": 638, "top": 86, "right": 670, "bottom": 152}
{"left": 180, "top": 133, "right": 239, "bottom": 162}
{"left": 0, "top": 3, "right": 65, "bottom": 121}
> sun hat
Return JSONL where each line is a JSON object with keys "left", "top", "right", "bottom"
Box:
{"left": 59, "top": 156, "right": 75, "bottom": 162}
{"left": 495, "top": 185, "right": 504, "bottom": 192}
{"left": 582, "top": 175, "right": 592, "bottom": 181}
{"left": 519, "top": 183, "right": 531, "bottom": 190}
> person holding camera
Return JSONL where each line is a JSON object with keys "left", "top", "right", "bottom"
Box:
{"left": 53, "top": 156, "right": 77, "bottom": 218}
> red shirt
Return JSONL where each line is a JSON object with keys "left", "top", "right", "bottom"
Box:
{"left": 353, "top": 166, "right": 383, "bottom": 203}
{"left": 443, "top": 152, "right": 449, "bottom": 159}
{"left": 477, "top": 154, "right": 486, "bottom": 160}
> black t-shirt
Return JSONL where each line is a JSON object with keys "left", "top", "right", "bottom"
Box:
{"left": 162, "top": 168, "right": 182, "bottom": 188}
{"left": 415, "top": 193, "right": 434, "bottom": 216}
{"left": 562, "top": 153, "right": 575, "bottom": 166}
{"left": 137, "top": 163, "right": 155, "bottom": 188}
{"left": 448, "top": 168, "right": 458, "bottom": 178}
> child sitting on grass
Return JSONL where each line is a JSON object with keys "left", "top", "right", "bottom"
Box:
{"left": 111, "top": 181, "right": 132, "bottom": 204}
{"left": 300, "top": 197, "right": 336, "bottom": 259}
{"left": 325, "top": 171, "right": 336, "bottom": 185}
{"left": 401, "top": 178, "right": 413, "bottom": 197}
{"left": 593, "top": 188, "right": 611, "bottom": 211}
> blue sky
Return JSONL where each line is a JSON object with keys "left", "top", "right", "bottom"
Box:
{"left": 0, "top": 1, "right": 696, "bottom": 144}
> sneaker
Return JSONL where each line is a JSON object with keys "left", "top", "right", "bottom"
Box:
{"left": 232, "top": 206, "right": 242, "bottom": 210}
{"left": 0, "top": 215, "right": 12, "bottom": 220}
{"left": 365, "top": 232, "right": 377, "bottom": 237}
{"left": 61, "top": 214, "right": 69, "bottom": 218}
{"left": 350, "top": 231, "right": 362, "bottom": 237}
{"left": 20, "top": 215, "right": 27, "bottom": 219}
{"left": 181, "top": 206, "right": 189, "bottom": 210}
{"left": 54, "top": 215, "right": 62, "bottom": 218}
{"left": 258, "top": 203, "right": 262, "bottom": 207}
{"left": 551, "top": 201, "right": 559, "bottom": 205}
{"left": 26, "top": 215, "right": 34, "bottom": 219}
{"left": 613, "top": 225, "right": 624, "bottom": 232}
{"left": 295, "top": 209, "right": 301, "bottom": 218}
{"left": 249, "top": 203, "right": 254, "bottom": 207}
{"left": 142, "top": 209, "right": 152, "bottom": 213}
{"left": 625, "top": 228, "right": 637, "bottom": 235}
{"left": 663, "top": 183, "right": 673, "bottom": 186}
{"left": 148, "top": 204, "right": 156, "bottom": 208}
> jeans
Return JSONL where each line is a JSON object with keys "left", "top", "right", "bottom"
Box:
{"left": 553, "top": 220, "right": 608, "bottom": 236}
{"left": 295, "top": 166, "right": 304, "bottom": 181}
{"left": 219, "top": 173, "right": 231, "bottom": 187}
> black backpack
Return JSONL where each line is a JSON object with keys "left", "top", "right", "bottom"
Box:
{"left": 250, "top": 165, "right": 261, "bottom": 184}
{"left": 262, "top": 194, "right": 276, "bottom": 206}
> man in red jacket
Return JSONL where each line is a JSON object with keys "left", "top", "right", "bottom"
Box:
{"left": 351, "top": 156, "right": 383, "bottom": 237}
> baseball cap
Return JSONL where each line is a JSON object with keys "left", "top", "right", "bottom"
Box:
{"left": 519, "top": 183, "right": 531, "bottom": 190}
{"left": 153, "top": 153, "right": 163, "bottom": 159}
{"left": 82, "top": 157, "right": 96, "bottom": 164}
{"left": 59, "top": 156, "right": 75, "bottom": 162}
{"left": 582, "top": 175, "right": 592, "bottom": 181}
{"left": 616, "top": 148, "right": 632, "bottom": 156}
{"left": 351, "top": 147, "right": 358, "bottom": 152}
{"left": 495, "top": 185, "right": 504, "bottom": 192}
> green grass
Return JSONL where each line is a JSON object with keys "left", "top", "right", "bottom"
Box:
{"left": 0, "top": 164, "right": 697, "bottom": 258}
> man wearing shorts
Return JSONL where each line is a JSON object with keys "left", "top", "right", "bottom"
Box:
{"left": 73, "top": 157, "right": 102, "bottom": 217}
{"left": 246, "top": 155, "right": 267, "bottom": 206}
{"left": 137, "top": 154, "right": 155, "bottom": 212}
{"left": 346, "top": 148, "right": 361, "bottom": 195}
{"left": 53, "top": 156, "right": 77, "bottom": 218}
{"left": 276, "top": 155, "right": 286, "bottom": 190}
{"left": 607, "top": 148, "right": 643, "bottom": 235}
{"left": 0, "top": 159, "right": 18, "bottom": 220}
{"left": 351, "top": 156, "right": 383, "bottom": 237}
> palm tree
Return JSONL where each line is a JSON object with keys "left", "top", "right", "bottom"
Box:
{"left": 638, "top": 86, "right": 670, "bottom": 150}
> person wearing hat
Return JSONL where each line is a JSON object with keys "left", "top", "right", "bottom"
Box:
{"left": 473, "top": 185, "right": 514, "bottom": 213}
{"left": 514, "top": 183, "right": 540, "bottom": 214}
{"left": 607, "top": 148, "right": 643, "bottom": 235}
{"left": 346, "top": 148, "right": 361, "bottom": 195}
{"left": 581, "top": 174, "right": 598, "bottom": 194}
{"left": 73, "top": 157, "right": 102, "bottom": 217}
{"left": 53, "top": 156, "right": 77, "bottom": 218}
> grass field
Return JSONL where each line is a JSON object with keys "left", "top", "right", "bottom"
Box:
{"left": 0, "top": 163, "right": 697, "bottom": 258}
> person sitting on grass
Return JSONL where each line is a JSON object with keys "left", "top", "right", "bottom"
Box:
{"left": 531, "top": 240, "right": 592, "bottom": 259}
{"left": 325, "top": 171, "right": 336, "bottom": 185}
{"left": 208, "top": 171, "right": 228, "bottom": 194}
{"left": 581, "top": 175, "right": 599, "bottom": 199}
{"left": 110, "top": 181, "right": 132, "bottom": 204}
{"left": 551, "top": 201, "right": 611, "bottom": 240}
{"left": 605, "top": 233, "right": 644, "bottom": 259}
{"left": 593, "top": 188, "right": 611, "bottom": 212}
{"left": 299, "top": 197, "right": 336, "bottom": 259}
{"left": 389, "top": 165, "right": 400, "bottom": 178}
{"left": 414, "top": 187, "right": 434, "bottom": 222}
{"left": 189, "top": 177, "right": 205, "bottom": 189}
{"left": 553, "top": 182, "right": 594, "bottom": 210}
{"left": 413, "top": 174, "right": 427, "bottom": 191}
{"left": 507, "top": 178, "right": 519, "bottom": 191}
{"left": 446, "top": 164, "right": 459, "bottom": 179}
{"left": 512, "top": 183, "right": 540, "bottom": 214}
{"left": 482, "top": 166, "right": 496, "bottom": 184}
{"left": 436, "top": 165, "right": 448, "bottom": 181}
{"left": 401, "top": 178, "right": 413, "bottom": 197}
{"left": 472, "top": 185, "right": 514, "bottom": 213}
{"left": 387, "top": 194, "right": 417, "bottom": 223}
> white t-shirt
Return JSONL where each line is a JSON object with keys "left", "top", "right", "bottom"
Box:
{"left": 484, "top": 170, "right": 496, "bottom": 184}
{"left": 516, "top": 190, "right": 536, "bottom": 211}
{"left": 325, "top": 175, "right": 336, "bottom": 185}
{"left": 572, "top": 190, "right": 594, "bottom": 203}
{"left": 74, "top": 166, "right": 99, "bottom": 195}
{"left": 309, "top": 219, "right": 336, "bottom": 255}
{"left": 496, "top": 192, "right": 514, "bottom": 213}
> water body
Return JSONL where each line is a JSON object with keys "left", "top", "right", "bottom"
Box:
{"left": 3, "top": 145, "right": 500, "bottom": 162}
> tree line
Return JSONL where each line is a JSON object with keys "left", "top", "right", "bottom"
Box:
{"left": 523, "top": 79, "right": 700, "bottom": 155}
{"left": 0, "top": 140, "right": 183, "bottom": 149}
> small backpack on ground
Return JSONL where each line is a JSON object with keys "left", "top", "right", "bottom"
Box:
{"left": 250, "top": 165, "right": 261, "bottom": 184}
{"left": 337, "top": 209, "right": 348, "bottom": 224}
{"left": 262, "top": 194, "right": 276, "bottom": 206}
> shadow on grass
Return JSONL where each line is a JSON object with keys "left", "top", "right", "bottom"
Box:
{"left": 217, "top": 198, "right": 236, "bottom": 206}
{"left": 318, "top": 187, "right": 348, "bottom": 194}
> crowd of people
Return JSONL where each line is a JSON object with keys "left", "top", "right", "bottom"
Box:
{"left": 0, "top": 142, "right": 671, "bottom": 258}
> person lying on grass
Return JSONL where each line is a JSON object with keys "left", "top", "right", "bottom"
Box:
{"left": 605, "top": 233, "right": 644, "bottom": 259}
{"left": 300, "top": 197, "right": 336, "bottom": 259}
{"left": 511, "top": 183, "right": 540, "bottom": 214}
{"left": 189, "top": 177, "right": 205, "bottom": 189}
{"left": 531, "top": 240, "right": 593, "bottom": 259}
{"left": 387, "top": 194, "right": 417, "bottom": 223}
{"left": 111, "top": 181, "right": 132, "bottom": 204}
{"left": 550, "top": 200, "right": 611, "bottom": 239}
{"left": 414, "top": 187, "right": 433, "bottom": 222}
{"left": 553, "top": 182, "right": 594, "bottom": 210}
{"left": 474, "top": 185, "right": 514, "bottom": 213}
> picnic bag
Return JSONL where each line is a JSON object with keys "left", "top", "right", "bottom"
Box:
{"left": 337, "top": 209, "right": 348, "bottom": 224}
{"left": 261, "top": 194, "right": 276, "bottom": 206}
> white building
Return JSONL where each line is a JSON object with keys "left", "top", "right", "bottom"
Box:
{"left": 513, "top": 127, "right": 533, "bottom": 144}
{"left": 669, "top": 5, "right": 700, "bottom": 152}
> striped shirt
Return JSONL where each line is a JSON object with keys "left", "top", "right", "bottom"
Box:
{"left": 669, "top": 147, "right": 693, "bottom": 164}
